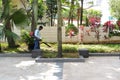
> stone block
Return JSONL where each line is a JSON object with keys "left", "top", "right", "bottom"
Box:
{"left": 78, "top": 49, "right": 89, "bottom": 58}
{"left": 31, "top": 49, "right": 42, "bottom": 58}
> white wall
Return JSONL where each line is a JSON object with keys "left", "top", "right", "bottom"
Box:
{"left": 41, "top": 27, "right": 120, "bottom": 43}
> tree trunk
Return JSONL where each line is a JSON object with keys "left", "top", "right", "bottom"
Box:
{"left": 31, "top": 0, "right": 38, "bottom": 31}
{"left": 77, "top": 8, "right": 80, "bottom": 28}
{"left": 57, "top": 0, "right": 62, "bottom": 58}
{"left": 50, "top": 4, "right": 53, "bottom": 26}
{"left": 6, "top": 21, "right": 16, "bottom": 48}
{"left": 50, "top": 14, "right": 53, "bottom": 26}
{"left": 68, "top": 0, "right": 74, "bottom": 24}
{"left": 80, "top": 0, "right": 84, "bottom": 25}
{"left": 3, "top": 0, "right": 16, "bottom": 48}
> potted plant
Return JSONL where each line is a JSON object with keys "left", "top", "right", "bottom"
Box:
{"left": 21, "top": 30, "right": 34, "bottom": 51}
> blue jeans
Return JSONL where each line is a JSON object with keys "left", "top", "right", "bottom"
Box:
{"left": 34, "top": 39, "right": 40, "bottom": 49}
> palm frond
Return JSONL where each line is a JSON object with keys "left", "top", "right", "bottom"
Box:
{"left": 4, "top": 29, "right": 20, "bottom": 40}
{"left": 11, "top": 8, "right": 29, "bottom": 26}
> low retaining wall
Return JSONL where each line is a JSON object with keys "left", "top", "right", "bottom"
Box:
{"left": 41, "top": 27, "right": 120, "bottom": 43}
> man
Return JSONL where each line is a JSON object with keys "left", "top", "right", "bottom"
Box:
{"left": 34, "top": 26, "right": 43, "bottom": 49}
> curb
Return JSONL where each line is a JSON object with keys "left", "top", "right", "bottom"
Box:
{"left": 0, "top": 53, "right": 119, "bottom": 58}
{"left": 89, "top": 53, "right": 120, "bottom": 56}
{"left": 35, "top": 56, "right": 85, "bottom": 62}
{"left": 0, "top": 53, "right": 31, "bottom": 57}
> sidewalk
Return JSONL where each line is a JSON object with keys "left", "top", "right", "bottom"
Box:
{"left": 0, "top": 56, "right": 120, "bottom": 80}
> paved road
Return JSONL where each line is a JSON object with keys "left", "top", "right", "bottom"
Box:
{"left": 0, "top": 57, "right": 120, "bottom": 80}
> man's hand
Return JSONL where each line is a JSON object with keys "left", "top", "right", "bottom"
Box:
{"left": 39, "top": 39, "right": 42, "bottom": 41}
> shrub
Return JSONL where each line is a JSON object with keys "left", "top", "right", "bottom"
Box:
{"left": 109, "top": 29, "right": 120, "bottom": 37}
{"left": 21, "top": 30, "right": 34, "bottom": 45}
{"left": 62, "top": 44, "right": 78, "bottom": 53}
{"left": 65, "top": 24, "right": 78, "bottom": 36}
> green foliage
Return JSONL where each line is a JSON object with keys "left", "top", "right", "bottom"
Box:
{"left": 109, "top": 0, "right": 120, "bottom": 19}
{"left": 4, "top": 29, "right": 20, "bottom": 40}
{"left": 0, "top": 24, "right": 19, "bottom": 41}
{"left": 42, "top": 52, "right": 57, "bottom": 58}
{"left": 79, "top": 44, "right": 120, "bottom": 53}
{"left": 62, "top": 8, "right": 69, "bottom": 18}
{"left": 11, "top": 9, "right": 29, "bottom": 26}
{"left": 38, "top": 0, "right": 46, "bottom": 19}
{"left": 62, "top": 44, "right": 120, "bottom": 53}
{"left": 1, "top": 0, "right": 30, "bottom": 48}
{"left": 87, "top": 9, "right": 102, "bottom": 17}
{"left": 62, "top": 0, "right": 81, "bottom": 19}
{"left": 28, "top": 0, "right": 46, "bottom": 19}
{"left": 109, "top": 30, "right": 120, "bottom": 37}
{"left": 21, "top": 30, "right": 34, "bottom": 45}
{"left": 1, "top": 43, "right": 120, "bottom": 57}
{"left": 46, "top": 0, "right": 57, "bottom": 18}
{"left": 62, "top": 44, "right": 78, "bottom": 53}
{"left": 1, "top": 42, "right": 29, "bottom": 53}
{"left": 0, "top": 0, "right": 2, "bottom": 17}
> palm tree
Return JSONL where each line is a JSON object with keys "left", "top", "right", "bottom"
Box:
{"left": 1, "top": 0, "right": 16, "bottom": 48}
{"left": 1, "top": 0, "right": 29, "bottom": 48}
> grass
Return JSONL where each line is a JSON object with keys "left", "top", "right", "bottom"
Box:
{"left": 1, "top": 42, "right": 29, "bottom": 53}
{"left": 79, "top": 44, "right": 120, "bottom": 53}
{"left": 1, "top": 42, "right": 120, "bottom": 58}
{"left": 41, "top": 43, "right": 120, "bottom": 58}
{"left": 62, "top": 43, "right": 120, "bottom": 53}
